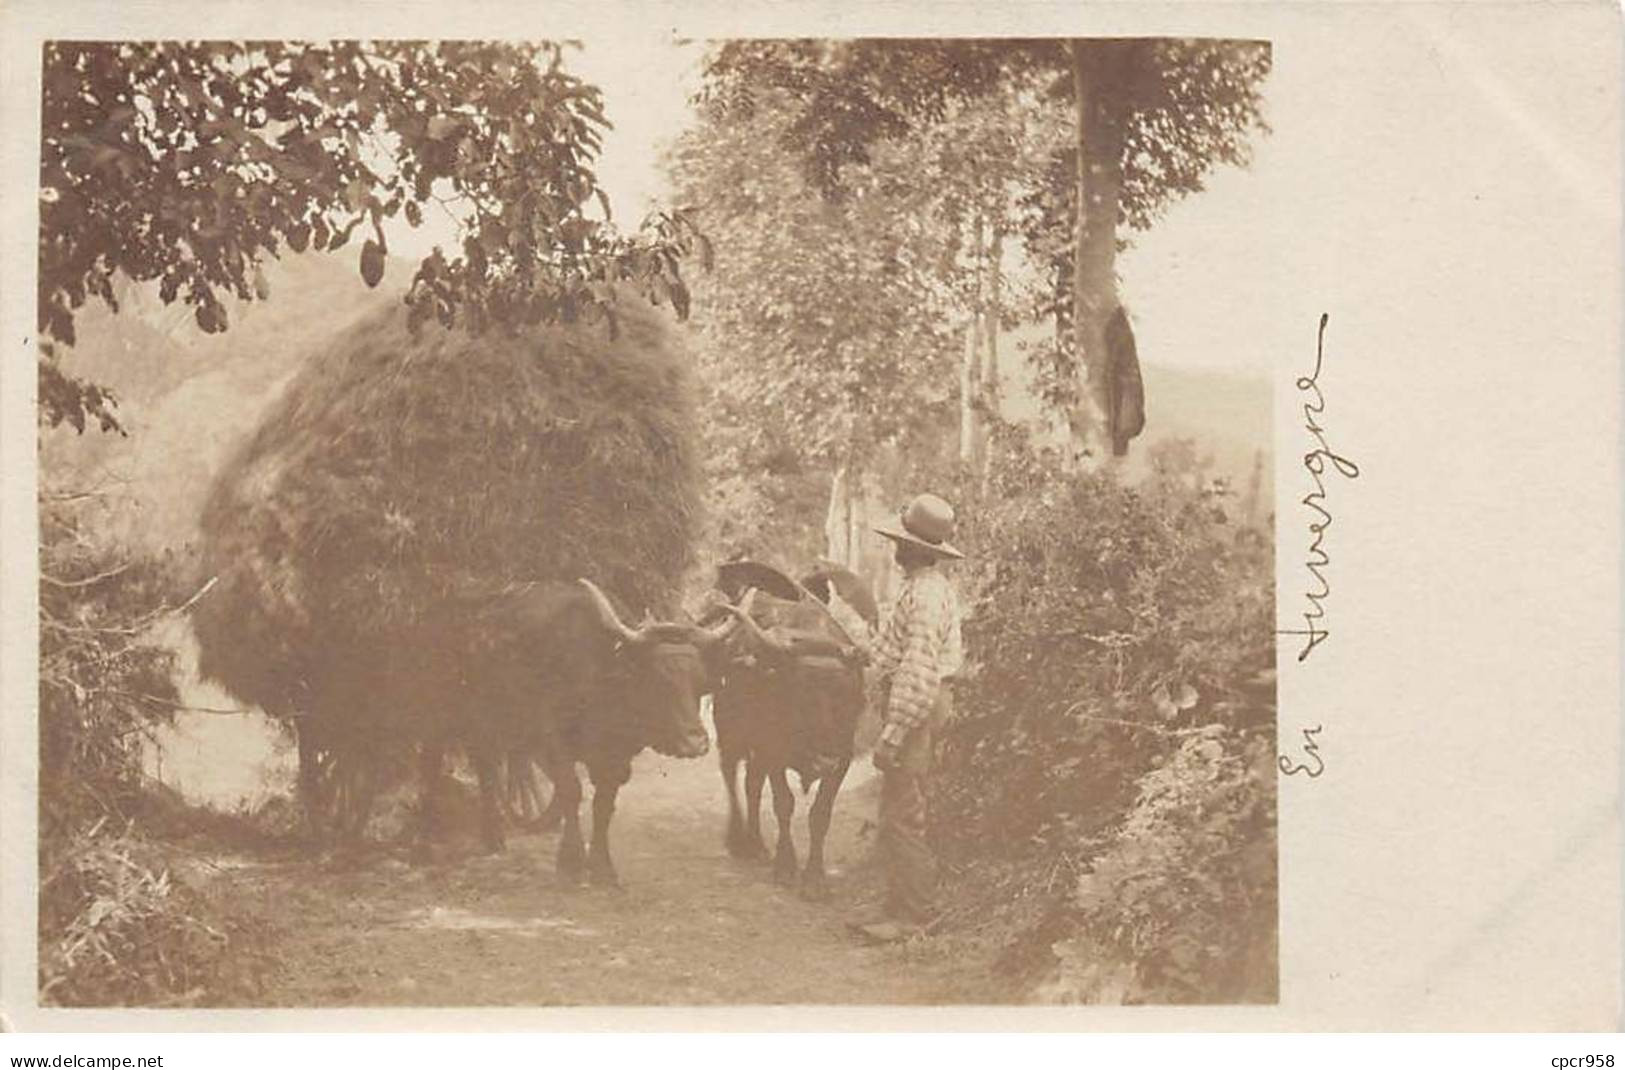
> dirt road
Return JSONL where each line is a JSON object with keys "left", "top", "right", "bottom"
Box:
{"left": 215, "top": 751, "right": 972, "bottom": 1006}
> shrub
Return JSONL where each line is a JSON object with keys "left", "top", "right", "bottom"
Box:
{"left": 38, "top": 824, "right": 274, "bottom": 1007}
{"left": 39, "top": 491, "right": 185, "bottom": 839}
{"left": 38, "top": 487, "right": 274, "bottom": 1006}
{"left": 929, "top": 429, "right": 1276, "bottom": 1002}
{"left": 1045, "top": 727, "right": 1277, "bottom": 1003}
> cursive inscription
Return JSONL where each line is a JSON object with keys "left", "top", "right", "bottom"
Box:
{"left": 1278, "top": 725, "right": 1325, "bottom": 778}
{"left": 1279, "top": 314, "right": 1360, "bottom": 661}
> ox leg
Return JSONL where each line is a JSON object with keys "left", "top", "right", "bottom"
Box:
{"left": 586, "top": 760, "right": 631, "bottom": 888}
{"left": 549, "top": 758, "right": 586, "bottom": 883}
{"left": 295, "top": 724, "right": 324, "bottom": 844}
{"left": 503, "top": 750, "right": 541, "bottom": 829}
{"left": 517, "top": 756, "right": 549, "bottom": 829}
{"left": 801, "top": 758, "right": 850, "bottom": 902}
{"left": 769, "top": 767, "right": 799, "bottom": 886}
{"left": 721, "top": 747, "right": 752, "bottom": 858}
{"left": 414, "top": 741, "right": 446, "bottom": 864}
{"left": 742, "top": 756, "right": 769, "bottom": 860}
{"left": 534, "top": 771, "right": 564, "bottom": 833}
{"left": 341, "top": 754, "right": 378, "bottom": 846}
{"left": 472, "top": 746, "right": 506, "bottom": 855}
{"left": 501, "top": 752, "right": 524, "bottom": 826}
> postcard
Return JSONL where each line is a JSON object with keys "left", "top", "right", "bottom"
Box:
{"left": 0, "top": 0, "right": 1617, "bottom": 1033}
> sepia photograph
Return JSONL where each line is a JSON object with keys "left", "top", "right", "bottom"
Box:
{"left": 28, "top": 34, "right": 1277, "bottom": 1009}
{"left": 3, "top": 0, "right": 1619, "bottom": 1041}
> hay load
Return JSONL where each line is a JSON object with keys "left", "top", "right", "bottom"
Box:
{"left": 192, "top": 295, "right": 703, "bottom": 756}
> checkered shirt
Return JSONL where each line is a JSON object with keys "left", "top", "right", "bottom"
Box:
{"left": 873, "top": 566, "right": 964, "bottom": 731}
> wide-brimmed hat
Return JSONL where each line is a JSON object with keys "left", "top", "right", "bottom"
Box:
{"left": 875, "top": 493, "right": 964, "bottom": 560}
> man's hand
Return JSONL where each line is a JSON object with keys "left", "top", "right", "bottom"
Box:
{"left": 873, "top": 721, "right": 911, "bottom": 771}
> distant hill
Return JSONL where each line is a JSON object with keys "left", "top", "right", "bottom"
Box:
{"left": 42, "top": 251, "right": 412, "bottom": 553}
{"left": 1131, "top": 362, "right": 1272, "bottom": 489}
{"left": 997, "top": 322, "right": 1272, "bottom": 491}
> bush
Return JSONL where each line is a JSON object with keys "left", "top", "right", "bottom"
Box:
{"left": 39, "top": 491, "right": 185, "bottom": 838}
{"left": 39, "top": 825, "right": 274, "bottom": 1007}
{"left": 38, "top": 487, "right": 274, "bottom": 1006}
{"left": 929, "top": 429, "right": 1276, "bottom": 1002}
{"left": 1045, "top": 727, "right": 1277, "bottom": 1003}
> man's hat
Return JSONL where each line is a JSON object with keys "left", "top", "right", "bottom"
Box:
{"left": 875, "top": 493, "right": 964, "bottom": 560}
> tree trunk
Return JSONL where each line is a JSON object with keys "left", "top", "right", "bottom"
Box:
{"left": 959, "top": 320, "right": 979, "bottom": 466}
{"left": 824, "top": 463, "right": 851, "bottom": 566}
{"left": 846, "top": 461, "right": 862, "bottom": 571}
{"left": 826, "top": 459, "right": 902, "bottom": 605}
{"left": 960, "top": 211, "right": 986, "bottom": 470}
{"left": 985, "top": 228, "right": 1002, "bottom": 411}
{"left": 1068, "top": 38, "right": 1130, "bottom": 464}
{"left": 980, "top": 226, "right": 1003, "bottom": 488}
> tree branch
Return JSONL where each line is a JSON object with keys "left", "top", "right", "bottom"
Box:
{"left": 40, "top": 562, "right": 134, "bottom": 589}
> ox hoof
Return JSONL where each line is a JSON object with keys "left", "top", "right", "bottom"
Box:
{"left": 800, "top": 869, "right": 832, "bottom": 902}
{"left": 773, "top": 853, "right": 799, "bottom": 887}
{"left": 557, "top": 843, "right": 587, "bottom": 884}
{"left": 588, "top": 864, "right": 621, "bottom": 890}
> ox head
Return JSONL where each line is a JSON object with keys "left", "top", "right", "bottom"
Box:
{"left": 578, "top": 579, "right": 729, "bottom": 759}
{"left": 714, "top": 599, "right": 867, "bottom": 767}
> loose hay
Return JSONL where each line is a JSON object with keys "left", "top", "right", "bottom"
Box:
{"left": 193, "top": 297, "right": 702, "bottom": 744}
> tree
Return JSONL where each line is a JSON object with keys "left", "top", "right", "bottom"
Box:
{"left": 910, "top": 72, "right": 1066, "bottom": 483}
{"left": 39, "top": 40, "right": 703, "bottom": 434}
{"left": 668, "top": 82, "right": 964, "bottom": 584}
{"left": 701, "top": 38, "right": 1271, "bottom": 461}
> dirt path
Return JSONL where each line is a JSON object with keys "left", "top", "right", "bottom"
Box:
{"left": 216, "top": 752, "right": 966, "bottom": 1006}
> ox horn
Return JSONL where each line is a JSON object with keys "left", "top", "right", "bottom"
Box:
{"left": 702, "top": 586, "right": 759, "bottom": 643}
{"left": 578, "top": 578, "right": 648, "bottom": 645}
{"left": 717, "top": 597, "right": 793, "bottom": 658}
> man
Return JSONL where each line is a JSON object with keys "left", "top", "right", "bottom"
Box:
{"left": 851, "top": 492, "right": 965, "bottom": 945}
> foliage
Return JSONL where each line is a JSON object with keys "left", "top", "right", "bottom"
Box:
{"left": 929, "top": 427, "right": 1276, "bottom": 1000}
{"left": 38, "top": 489, "right": 272, "bottom": 1006}
{"left": 1047, "top": 727, "right": 1277, "bottom": 1004}
{"left": 670, "top": 82, "right": 962, "bottom": 473}
{"left": 39, "top": 824, "right": 274, "bottom": 1007}
{"left": 39, "top": 490, "right": 186, "bottom": 838}
{"left": 702, "top": 38, "right": 1272, "bottom": 459}
{"left": 699, "top": 41, "right": 1017, "bottom": 196}
{"left": 672, "top": 67, "right": 1064, "bottom": 566}
{"left": 40, "top": 40, "right": 703, "bottom": 433}
{"left": 704, "top": 38, "right": 1270, "bottom": 229}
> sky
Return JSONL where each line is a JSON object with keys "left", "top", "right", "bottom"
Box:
{"left": 566, "top": 34, "right": 706, "bottom": 222}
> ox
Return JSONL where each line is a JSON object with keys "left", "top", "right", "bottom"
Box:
{"left": 709, "top": 565, "right": 871, "bottom": 900}
{"left": 419, "top": 578, "right": 730, "bottom": 886}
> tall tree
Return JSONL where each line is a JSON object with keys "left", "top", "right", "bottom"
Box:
{"left": 668, "top": 82, "right": 966, "bottom": 586}
{"left": 39, "top": 40, "right": 703, "bottom": 434}
{"left": 702, "top": 38, "right": 1271, "bottom": 461}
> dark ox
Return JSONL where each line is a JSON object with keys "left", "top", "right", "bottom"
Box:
{"left": 710, "top": 591, "right": 867, "bottom": 900}
{"left": 421, "top": 578, "right": 728, "bottom": 886}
